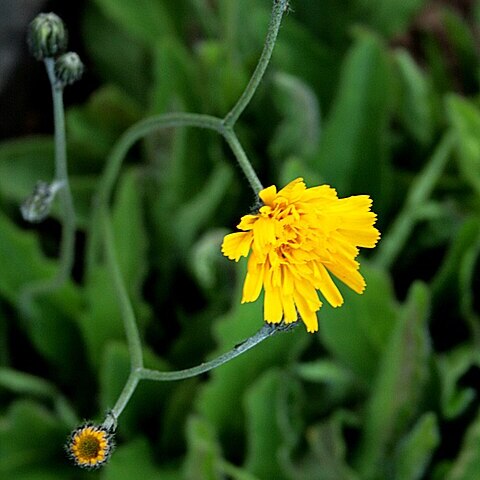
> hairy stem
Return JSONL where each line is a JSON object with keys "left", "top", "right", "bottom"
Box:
{"left": 19, "top": 58, "right": 76, "bottom": 315}
{"left": 222, "top": 127, "right": 263, "bottom": 194}
{"left": 139, "top": 323, "right": 282, "bottom": 382}
{"left": 223, "top": 0, "right": 288, "bottom": 127}
{"left": 101, "top": 208, "right": 144, "bottom": 370}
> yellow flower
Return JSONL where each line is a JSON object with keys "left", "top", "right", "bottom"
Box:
{"left": 222, "top": 178, "right": 380, "bottom": 332}
{"left": 67, "top": 423, "right": 114, "bottom": 469}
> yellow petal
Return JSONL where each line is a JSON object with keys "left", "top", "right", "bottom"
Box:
{"left": 264, "top": 286, "right": 283, "bottom": 324}
{"left": 315, "top": 263, "right": 344, "bottom": 307}
{"left": 282, "top": 294, "right": 298, "bottom": 323}
{"left": 325, "top": 261, "right": 366, "bottom": 294}
{"left": 237, "top": 214, "right": 258, "bottom": 231}
{"left": 221, "top": 232, "right": 253, "bottom": 261}
{"left": 241, "top": 255, "right": 265, "bottom": 303}
{"left": 259, "top": 185, "right": 277, "bottom": 205}
{"left": 293, "top": 289, "right": 320, "bottom": 332}
{"left": 295, "top": 277, "right": 322, "bottom": 311}
{"left": 253, "top": 216, "right": 276, "bottom": 251}
{"left": 338, "top": 227, "right": 380, "bottom": 248}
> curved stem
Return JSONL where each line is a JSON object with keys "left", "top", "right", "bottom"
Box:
{"left": 222, "top": 127, "right": 263, "bottom": 194}
{"left": 86, "top": 113, "right": 225, "bottom": 277}
{"left": 104, "top": 322, "right": 294, "bottom": 423}
{"left": 139, "top": 323, "right": 282, "bottom": 382}
{"left": 97, "top": 113, "right": 225, "bottom": 208}
{"left": 104, "top": 371, "right": 140, "bottom": 428}
{"left": 19, "top": 59, "right": 76, "bottom": 316}
{"left": 101, "top": 207, "right": 143, "bottom": 370}
{"left": 86, "top": 114, "right": 264, "bottom": 275}
{"left": 223, "top": 0, "right": 288, "bottom": 128}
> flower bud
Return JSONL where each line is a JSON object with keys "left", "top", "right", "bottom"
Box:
{"left": 54, "top": 52, "right": 84, "bottom": 86}
{"left": 27, "top": 13, "right": 68, "bottom": 60}
{"left": 20, "top": 181, "right": 63, "bottom": 223}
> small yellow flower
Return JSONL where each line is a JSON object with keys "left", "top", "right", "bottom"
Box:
{"left": 222, "top": 178, "right": 380, "bottom": 332}
{"left": 67, "top": 423, "right": 114, "bottom": 469}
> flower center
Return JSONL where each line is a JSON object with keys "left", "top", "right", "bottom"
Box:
{"left": 78, "top": 436, "right": 102, "bottom": 459}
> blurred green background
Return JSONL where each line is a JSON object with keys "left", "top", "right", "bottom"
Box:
{"left": 1, "top": 0, "right": 480, "bottom": 478}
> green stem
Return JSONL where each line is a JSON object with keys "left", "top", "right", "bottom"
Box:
{"left": 19, "top": 58, "right": 76, "bottom": 315}
{"left": 223, "top": 0, "right": 288, "bottom": 128}
{"left": 86, "top": 114, "right": 263, "bottom": 276}
{"left": 223, "top": 127, "right": 263, "bottom": 194}
{"left": 104, "top": 371, "right": 140, "bottom": 429}
{"left": 103, "top": 322, "right": 292, "bottom": 424}
{"left": 101, "top": 208, "right": 143, "bottom": 370}
{"left": 97, "top": 114, "right": 225, "bottom": 209}
{"left": 374, "top": 132, "right": 454, "bottom": 269}
{"left": 139, "top": 323, "right": 282, "bottom": 382}
{"left": 86, "top": 113, "right": 225, "bottom": 277}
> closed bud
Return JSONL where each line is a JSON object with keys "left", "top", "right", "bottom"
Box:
{"left": 54, "top": 52, "right": 84, "bottom": 86}
{"left": 20, "top": 181, "right": 64, "bottom": 223}
{"left": 27, "top": 13, "right": 68, "bottom": 60}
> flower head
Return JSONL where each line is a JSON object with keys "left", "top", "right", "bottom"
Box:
{"left": 222, "top": 178, "right": 380, "bottom": 332}
{"left": 55, "top": 52, "right": 84, "bottom": 86}
{"left": 66, "top": 423, "right": 114, "bottom": 469}
{"left": 27, "top": 13, "right": 68, "bottom": 61}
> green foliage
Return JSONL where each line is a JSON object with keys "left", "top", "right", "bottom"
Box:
{"left": 2, "top": 1, "right": 480, "bottom": 479}
{"left": 313, "top": 30, "right": 393, "bottom": 212}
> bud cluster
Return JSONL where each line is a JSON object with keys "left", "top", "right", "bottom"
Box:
{"left": 27, "top": 12, "right": 84, "bottom": 87}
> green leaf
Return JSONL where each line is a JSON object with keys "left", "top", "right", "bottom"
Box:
{"left": 0, "top": 137, "right": 54, "bottom": 202}
{"left": 394, "top": 49, "right": 434, "bottom": 145}
{"left": 195, "top": 261, "right": 308, "bottom": 442}
{"left": 270, "top": 13, "right": 341, "bottom": 112}
{"left": 67, "top": 85, "right": 142, "bottom": 163}
{"left": 446, "top": 406, "right": 480, "bottom": 480}
{"left": 243, "top": 370, "right": 287, "bottom": 480}
{"left": 279, "top": 157, "right": 324, "bottom": 188}
{"left": 77, "top": 266, "right": 124, "bottom": 369}
{"left": 0, "top": 213, "right": 82, "bottom": 371}
{"left": 394, "top": 412, "right": 440, "bottom": 480}
{"left": 356, "top": 0, "right": 426, "bottom": 37}
{"left": 458, "top": 229, "right": 480, "bottom": 341}
{"left": 103, "top": 437, "right": 178, "bottom": 480}
{"left": 442, "top": 9, "right": 479, "bottom": 93}
{"left": 436, "top": 346, "right": 477, "bottom": 419}
{"left": 0, "top": 400, "right": 66, "bottom": 474}
{"left": 112, "top": 168, "right": 148, "bottom": 293}
{"left": 318, "top": 263, "right": 398, "bottom": 382}
{"left": 446, "top": 94, "right": 480, "bottom": 195}
{"left": 302, "top": 411, "right": 360, "bottom": 480}
{"left": 0, "top": 368, "right": 57, "bottom": 400}
{"left": 356, "top": 282, "right": 431, "bottom": 478}
{"left": 184, "top": 416, "right": 223, "bottom": 480}
{"left": 175, "top": 162, "right": 233, "bottom": 253}
{"left": 8, "top": 470, "right": 70, "bottom": 480}
{"left": 432, "top": 218, "right": 480, "bottom": 297}
{"left": 314, "top": 30, "right": 393, "bottom": 213}
{"left": 294, "top": 359, "right": 357, "bottom": 404}
{"left": 269, "top": 72, "right": 320, "bottom": 161}
{"left": 92, "top": 0, "right": 175, "bottom": 46}
{"left": 189, "top": 228, "right": 230, "bottom": 292}
{"left": 82, "top": 4, "right": 150, "bottom": 102}
{"left": 150, "top": 37, "right": 199, "bottom": 114}
{"left": 196, "top": 40, "right": 249, "bottom": 116}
